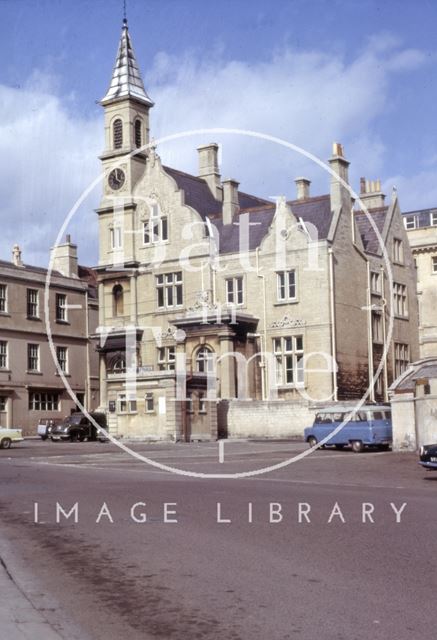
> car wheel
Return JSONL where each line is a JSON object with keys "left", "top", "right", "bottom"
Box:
{"left": 71, "top": 432, "right": 84, "bottom": 443}
{"left": 351, "top": 440, "right": 364, "bottom": 453}
{"left": 308, "top": 436, "right": 318, "bottom": 448}
{"left": 40, "top": 436, "right": 48, "bottom": 441}
{"left": 0, "top": 438, "right": 12, "bottom": 449}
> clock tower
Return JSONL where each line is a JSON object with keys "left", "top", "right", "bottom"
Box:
{"left": 99, "top": 17, "right": 154, "bottom": 200}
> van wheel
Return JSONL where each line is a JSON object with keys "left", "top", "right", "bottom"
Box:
{"left": 0, "top": 438, "right": 11, "bottom": 449}
{"left": 351, "top": 440, "right": 364, "bottom": 453}
{"left": 308, "top": 436, "right": 318, "bottom": 448}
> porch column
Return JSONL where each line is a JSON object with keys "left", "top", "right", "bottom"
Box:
{"left": 218, "top": 329, "right": 236, "bottom": 399}
{"left": 99, "top": 353, "right": 108, "bottom": 408}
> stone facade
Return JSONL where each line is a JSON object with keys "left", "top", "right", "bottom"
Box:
{"left": 0, "top": 240, "right": 99, "bottom": 435}
{"left": 94, "top": 21, "right": 419, "bottom": 442}
{"left": 402, "top": 208, "right": 437, "bottom": 357}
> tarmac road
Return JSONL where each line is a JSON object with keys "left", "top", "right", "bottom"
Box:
{"left": 0, "top": 439, "right": 435, "bottom": 640}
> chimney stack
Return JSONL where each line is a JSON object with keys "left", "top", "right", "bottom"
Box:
{"left": 12, "top": 244, "right": 23, "bottom": 267}
{"left": 294, "top": 177, "right": 311, "bottom": 200}
{"left": 197, "top": 143, "right": 222, "bottom": 200}
{"left": 50, "top": 234, "right": 78, "bottom": 278}
{"left": 222, "top": 178, "right": 240, "bottom": 225}
{"left": 329, "top": 141, "right": 351, "bottom": 210}
{"left": 358, "top": 177, "right": 386, "bottom": 209}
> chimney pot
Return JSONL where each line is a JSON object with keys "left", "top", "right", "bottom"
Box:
{"left": 294, "top": 177, "right": 311, "bottom": 200}
{"left": 197, "top": 143, "right": 222, "bottom": 199}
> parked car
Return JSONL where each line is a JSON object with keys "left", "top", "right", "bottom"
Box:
{"left": 0, "top": 427, "right": 24, "bottom": 449}
{"left": 37, "top": 418, "right": 61, "bottom": 441}
{"left": 50, "top": 412, "right": 108, "bottom": 442}
{"left": 304, "top": 405, "right": 392, "bottom": 453}
{"left": 419, "top": 444, "right": 437, "bottom": 470}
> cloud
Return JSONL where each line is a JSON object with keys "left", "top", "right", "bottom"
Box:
{"left": 0, "top": 73, "right": 101, "bottom": 266}
{"left": 0, "top": 34, "right": 431, "bottom": 266}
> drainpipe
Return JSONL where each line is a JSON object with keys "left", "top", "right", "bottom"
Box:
{"left": 328, "top": 248, "right": 338, "bottom": 401}
{"left": 256, "top": 248, "right": 267, "bottom": 401}
{"left": 366, "top": 260, "right": 375, "bottom": 402}
{"left": 85, "top": 290, "right": 91, "bottom": 410}
{"left": 380, "top": 265, "right": 389, "bottom": 402}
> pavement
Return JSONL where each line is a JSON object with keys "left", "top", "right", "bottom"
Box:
{"left": 0, "top": 552, "right": 63, "bottom": 640}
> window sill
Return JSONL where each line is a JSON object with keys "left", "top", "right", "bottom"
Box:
{"left": 0, "top": 312, "right": 10, "bottom": 317}
{"left": 55, "top": 372, "right": 71, "bottom": 377}
{"left": 273, "top": 300, "right": 298, "bottom": 306}
{"left": 0, "top": 368, "right": 11, "bottom": 373}
{"left": 56, "top": 319, "right": 70, "bottom": 325}
{"left": 26, "top": 370, "right": 43, "bottom": 375}
{"left": 394, "top": 315, "right": 409, "bottom": 321}
{"left": 27, "top": 316, "right": 41, "bottom": 322}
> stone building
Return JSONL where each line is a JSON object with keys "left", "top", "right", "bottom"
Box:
{"left": 95, "top": 19, "right": 419, "bottom": 441}
{"left": 0, "top": 240, "right": 99, "bottom": 435}
{"left": 402, "top": 207, "right": 437, "bottom": 357}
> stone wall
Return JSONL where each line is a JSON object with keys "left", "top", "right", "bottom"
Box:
{"left": 218, "top": 399, "right": 315, "bottom": 440}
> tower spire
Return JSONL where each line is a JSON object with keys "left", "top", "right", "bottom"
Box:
{"left": 101, "top": 17, "right": 153, "bottom": 107}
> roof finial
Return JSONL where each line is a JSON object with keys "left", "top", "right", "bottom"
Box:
{"left": 123, "top": 0, "right": 127, "bottom": 26}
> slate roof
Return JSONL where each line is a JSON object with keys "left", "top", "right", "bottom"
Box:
{"left": 101, "top": 20, "right": 153, "bottom": 106}
{"left": 395, "top": 360, "right": 437, "bottom": 391}
{"left": 354, "top": 207, "right": 388, "bottom": 255}
{"left": 402, "top": 207, "right": 437, "bottom": 229}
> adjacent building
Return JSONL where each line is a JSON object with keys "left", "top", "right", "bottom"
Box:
{"left": 94, "top": 20, "right": 419, "bottom": 441}
{"left": 0, "top": 240, "right": 99, "bottom": 435}
{"left": 402, "top": 207, "right": 437, "bottom": 357}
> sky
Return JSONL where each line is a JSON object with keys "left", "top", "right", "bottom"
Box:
{"left": 0, "top": 0, "right": 436, "bottom": 266}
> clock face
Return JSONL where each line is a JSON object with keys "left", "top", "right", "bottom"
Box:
{"left": 108, "top": 168, "right": 125, "bottom": 191}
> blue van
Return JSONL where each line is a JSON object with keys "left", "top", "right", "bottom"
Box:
{"left": 304, "top": 405, "right": 392, "bottom": 453}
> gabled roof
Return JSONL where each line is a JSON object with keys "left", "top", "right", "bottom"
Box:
{"left": 354, "top": 207, "right": 388, "bottom": 255}
{"left": 101, "top": 20, "right": 154, "bottom": 107}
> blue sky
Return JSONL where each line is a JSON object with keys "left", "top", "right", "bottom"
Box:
{"left": 0, "top": 0, "right": 436, "bottom": 265}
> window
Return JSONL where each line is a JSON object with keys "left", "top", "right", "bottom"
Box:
{"left": 432, "top": 256, "right": 437, "bottom": 274}
{"left": 112, "top": 285, "right": 124, "bottom": 316}
{"left": 0, "top": 341, "right": 7, "bottom": 369}
{"left": 370, "top": 271, "right": 381, "bottom": 294}
{"left": 0, "top": 284, "right": 7, "bottom": 312}
{"left": 56, "top": 346, "right": 68, "bottom": 373}
{"left": 375, "top": 374, "right": 383, "bottom": 396}
{"left": 430, "top": 212, "right": 437, "bottom": 226}
{"left": 56, "top": 294, "right": 67, "bottom": 322}
{"left": 404, "top": 216, "right": 416, "bottom": 230}
{"left": 117, "top": 393, "right": 137, "bottom": 413}
{"left": 273, "top": 335, "right": 304, "bottom": 386}
{"left": 186, "top": 392, "right": 193, "bottom": 413}
{"left": 29, "top": 392, "right": 59, "bottom": 411}
{"left": 113, "top": 118, "right": 123, "bottom": 149}
{"left": 27, "top": 344, "right": 39, "bottom": 372}
{"left": 143, "top": 204, "right": 168, "bottom": 244}
{"left": 111, "top": 226, "right": 123, "bottom": 249}
{"left": 0, "top": 397, "right": 6, "bottom": 412}
{"left": 27, "top": 289, "right": 39, "bottom": 318}
{"left": 109, "top": 355, "right": 126, "bottom": 374}
{"left": 134, "top": 119, "right": 142, "bottom": 148}
{"left": 393, "top": 283, "right": 408, "bottom": 317}
{"left": 226, "top": 277, "right": 244, "bottom": 305}
{"left": 145, "top": 393, "right": 154, "bottom": 413}
{"left": 372, "top": 312, "right": 383, "bottom": 343}
{"left": 394, "top": 343, "right": 409, "bottom": 378}
{"left": 156, "top": 272, "right": 183, "bottom": 308}
{"left": 157, "top": 346, "right": 176, "bottom": 371}
{"left": 199, "top": 391, "right": 207, "bottom": 413}
{"left": 196, "top": 346, "right": 215, "bottom": 373}
{"left": 277, "top": 270, "right": 297, "bottom": 302}
{"left": 393, "top": 238, "right": 403, "bottom": 264}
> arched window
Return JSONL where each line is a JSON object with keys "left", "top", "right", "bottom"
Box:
{"left": 109, "top": 355, "right": 126, "bottom": 374}
{"left": 112, "top": 284, "right": 124, "bottom": 316}
{"left": 113, "top": 119, "right": 123, "bottom": 149}
{"left": 134, "top": 119, "right": 142, "bottom": 148}
{"left": 195, "top": 346, "right": 215, "bottom": 373}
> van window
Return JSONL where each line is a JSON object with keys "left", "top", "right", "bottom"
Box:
{"left": 332, "top": 413, "right": 344, "bottom": 422}
{"left": 371, "top": 411, "right": 384, "bottom": 420}
{"left": 383, "top": 411, "right": 391, "bottom": 420}
{"left": 349, "top": 412, "right": 367, "bottom": 422}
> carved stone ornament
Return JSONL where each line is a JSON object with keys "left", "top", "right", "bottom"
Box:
{"left": 270, "top": 315, "right": 306, "bottom": 329}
